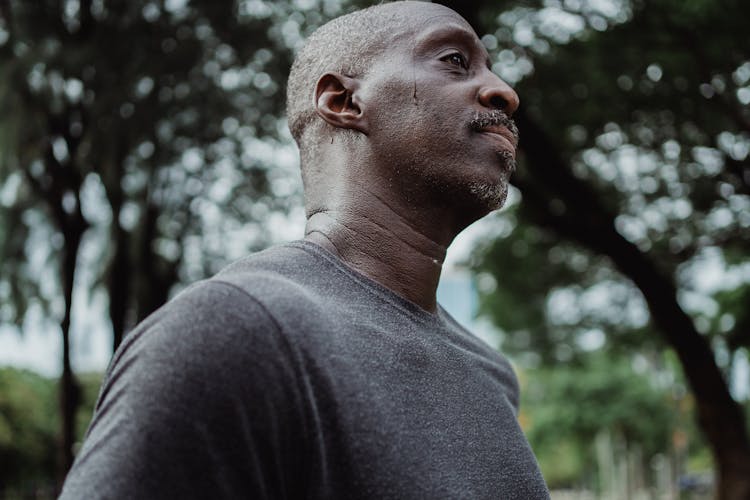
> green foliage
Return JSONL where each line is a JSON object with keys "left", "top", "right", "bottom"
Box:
{"left": 0, "top": 367, "right": 57, "bottom": 490}
{"left": 472, "top": 0, "right": 749, "bottom": 383}
{"left": 468, "top": 0, "right": 750, "bottom": 490}
{"left": 520, "top": 352, "right": 679, "bottom": 490}
{"left": 0, "top": 0, "right": 747, "bottom": 491}
{"left": 474, "top": 211, "right": 662, "bottom": 365}
{"left": 524, "top": 354, "right": 672, "bottom": 453}
{"left": 0, "top": 0, "right": 369, "bottom": 340}
{"left": 0, "top": 367, "right": 101, "bottom": 496}
{"left": 713, "top": 285, "right": 750, "bottom": 351}
{"left": 532, "top": 437, "right": 585, "bottom": 489}
{"left": 477, "top": 1, "right": 750, "bottom": 360}
{"left": 74, "top": 372, "right": 102, "bottom": 442}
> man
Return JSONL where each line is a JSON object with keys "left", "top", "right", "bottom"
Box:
{"left": 61, "top": 1, "right": 549, "bottom": 498}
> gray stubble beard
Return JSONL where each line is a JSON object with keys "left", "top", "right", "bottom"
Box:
{"left": 470, "top": 149, "right": 515, "bottom": 210}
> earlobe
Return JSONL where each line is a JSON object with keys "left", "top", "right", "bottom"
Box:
{"left": 314, "top": 73, "right": 368, "bottom": 134}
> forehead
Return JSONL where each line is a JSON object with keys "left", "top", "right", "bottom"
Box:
{"left": 401, "top": 2, "right": 473, "bottom": 29}
{"left": 381, "top": 4, "right": 480, "bottom": 54}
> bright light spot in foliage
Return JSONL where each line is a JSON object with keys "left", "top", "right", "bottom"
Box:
{"left": 481, "top": 34, "right": 498, "bottom": 51}
{"left": 732, "top": 61, "right": 750, "bottom": 85}
{"left": 135, "top": 76, "right": 154, "bottom": 97}
{"left": 577, "top": 329, "right": 605, "bottom": 351}
{"left": 646, "top": 64, "right": 662, "bottom": 82}
{"left": 164, "top": 0, "right": 188, "bottom": 13}
{"left": 52, "top": 137, "right": 69, "bottom": 163}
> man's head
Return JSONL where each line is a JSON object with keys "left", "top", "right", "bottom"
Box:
{"left": 286, "top": 1, "right": 519, "bottom": 226}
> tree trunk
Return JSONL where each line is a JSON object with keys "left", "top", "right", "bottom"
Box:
{"left": 514, "top": 108, "right": 750, "bottom": 499}
{"left": 58, "top": 229, "right": 83, "bottom": 486}
{"left": 107, "top": 199, "right": 131, "bottom": 352}
{"left": 109, "top": 193, "right": 181, "bottom": 351}
{"left": 25, "top": 124, "right": 91, "bottom": 487}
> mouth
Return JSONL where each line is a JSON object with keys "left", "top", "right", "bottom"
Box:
{"left": 478, "top": 125, "right": 518, "bottom": 151}
{"left": 469, "top": 110, "right": 520, "bottom": 152}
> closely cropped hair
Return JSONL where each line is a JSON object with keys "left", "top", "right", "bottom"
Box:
{"left": 286, "top": 2, "right": 414, "bottom": 168}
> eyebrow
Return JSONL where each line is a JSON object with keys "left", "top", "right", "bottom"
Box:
{"left": 414, "top": 23, "right": 493, "bottom": 69}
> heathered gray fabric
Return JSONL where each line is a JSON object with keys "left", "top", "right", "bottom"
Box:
{"left": 60, "top": 241, "right": 549, "bottom": 499}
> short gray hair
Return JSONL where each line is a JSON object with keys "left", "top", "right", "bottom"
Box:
{"left": 286, "top": 2, "right": 419, "bottom": 168}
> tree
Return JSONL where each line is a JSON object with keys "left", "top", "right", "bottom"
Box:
{"left": 0, "top": 0, "right": 308, "bottom": 481}
{"left": 3, "top": 0, "right": 747, "bottom": 496}
{"left": 452, "top": 0, "right": 750, "bottom": 497}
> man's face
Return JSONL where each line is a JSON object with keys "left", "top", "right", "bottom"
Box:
{"left": 357, "top": 3, "right": 520, "bottom": 217}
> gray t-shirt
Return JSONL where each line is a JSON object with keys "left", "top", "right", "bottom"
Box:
{"left": 61, "top": 241, "right": 549, "bottom": 499}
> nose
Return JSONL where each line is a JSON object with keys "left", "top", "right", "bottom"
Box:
{"left": 478, "top": 73, "right": 519, "bottom": 116}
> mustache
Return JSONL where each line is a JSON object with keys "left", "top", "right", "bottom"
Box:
{"left": 469, "top": 110, "right": 519, "bottom": 144}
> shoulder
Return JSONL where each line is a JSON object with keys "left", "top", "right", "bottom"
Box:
{"left": 97, "top": 279, "right": 300, "bottom": 416}
{"left": 62, "top": 279, "right": 308, "bottom": 498}
{"left": 118, "top": 279, "right": 283, "bottom": 368}
{"left": 110, "top": 241, "right": 335, "bottom": 381}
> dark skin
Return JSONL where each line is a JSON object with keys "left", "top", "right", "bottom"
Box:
{"left": 304, "top": 2, "right": 519, "bottom": 313}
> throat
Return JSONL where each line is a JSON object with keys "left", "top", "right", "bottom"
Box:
{"left": 304, "top": 209, "right": 447, "bottom": 314}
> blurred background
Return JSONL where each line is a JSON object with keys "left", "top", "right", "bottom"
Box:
{"left": 0, "top": 0, "right": 748, "bottom": 498}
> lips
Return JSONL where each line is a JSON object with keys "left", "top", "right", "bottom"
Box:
{"left": 478, "top": 125, "right": 518, "bottom": 150}
{"left": 469, "top": 110, "right": 519, "bottom": 147}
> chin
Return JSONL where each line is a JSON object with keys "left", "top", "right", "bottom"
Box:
{"left": 469, "top": 181, "right": 509, "bottom": 211}
{"left": 467, "top": 152, "right": 514, "bottom": 212}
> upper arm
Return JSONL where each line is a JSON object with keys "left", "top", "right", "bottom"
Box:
{"left": 61, "top": 281, "right": 307, "bottom": 499}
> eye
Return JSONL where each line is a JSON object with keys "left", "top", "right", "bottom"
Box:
{"left": 441, "top": 52, "right": 468, "bottom": 70}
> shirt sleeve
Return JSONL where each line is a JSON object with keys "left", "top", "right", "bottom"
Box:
{"left": 60, "top": 280, "right": 308, "bottom": 499}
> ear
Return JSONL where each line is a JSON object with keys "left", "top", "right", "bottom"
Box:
{"left": 314, "top": 72, "right": 368, "bottom": 134}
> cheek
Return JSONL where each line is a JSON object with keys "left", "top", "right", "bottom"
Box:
{"left": 414, "top": 86, "right": 472, "bottom": 143}
{"left": 366, "top": 78, "right": 475, "bottom": 165}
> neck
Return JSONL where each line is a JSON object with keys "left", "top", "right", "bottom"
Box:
{"left": 304, "top": 190, "right": 451, "bottom": 314}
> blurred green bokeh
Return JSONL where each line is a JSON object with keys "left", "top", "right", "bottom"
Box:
{"left": 0, "top": 0, "right": 748, "bottom": 497}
